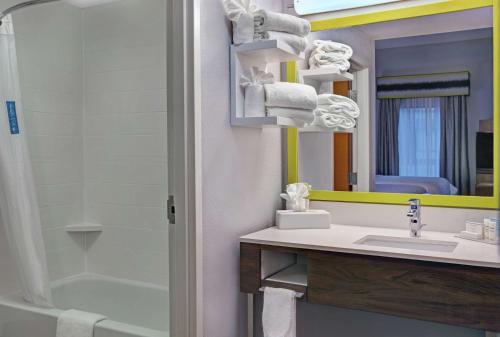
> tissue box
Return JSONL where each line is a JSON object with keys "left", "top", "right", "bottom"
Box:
{"left": 276, "top": 210, "right": 331, "bottom": 230}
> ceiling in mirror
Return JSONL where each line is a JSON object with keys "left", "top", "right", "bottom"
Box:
{"left": 298, "top": 7, "right": 494, "bottom": 198}
{"left": 294, "top": 0, "right": 404, "bottom": 15}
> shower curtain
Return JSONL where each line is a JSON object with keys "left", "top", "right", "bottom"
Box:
{"left": 0, "top": 15, "right": 52, "bottom": 307}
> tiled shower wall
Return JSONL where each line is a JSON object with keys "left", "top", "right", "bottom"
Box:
{"left": 15, "top": 3, "right": 86, "bottom": 282}
{"left": 82, "top": 0, "right": 169, "bottom": 286}
{"left": 11, "top": 0, "right": 168, "bottom": 288}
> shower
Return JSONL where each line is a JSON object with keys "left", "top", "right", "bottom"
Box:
{"left": 0, "top": 0, "right": 172, "bottom": 335}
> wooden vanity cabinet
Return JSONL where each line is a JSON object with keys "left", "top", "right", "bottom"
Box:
{"left": 240, "top": 242, "right": 500, "bottom": 332}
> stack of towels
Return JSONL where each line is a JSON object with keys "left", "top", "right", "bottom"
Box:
{"left": 240, "top": 68, "right": 318, "bottom": 126}
{"left": 223, "top": 0, "right": 311, "bottom": 54}
{"left": 309, "top": 40, "right": 353, "bottom": 72}
{"left": 253, "top": 9, "right": 310, "bottom": 54}
{"left": 265, "top": 82, "right": 318, "bottom": 126}
{"left": 312, "top": 94, "right": 360, "bottom": 129}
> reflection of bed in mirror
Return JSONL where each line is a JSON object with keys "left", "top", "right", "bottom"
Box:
{"left": 375, "top": 175, "right": 458, "bottom": 195}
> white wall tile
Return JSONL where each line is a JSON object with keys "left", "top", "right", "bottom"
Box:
{"left": 0, "top": 0, "right": 168, "bottom": 290}
{"left": 82, "top": 0, "right": 168, "bottom": 287}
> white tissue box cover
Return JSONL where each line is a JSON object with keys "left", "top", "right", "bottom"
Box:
{"left": 276, "top": 210, "right": 331, "bottom": 230}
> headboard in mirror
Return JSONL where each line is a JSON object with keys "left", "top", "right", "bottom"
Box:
{"left": 287, "top": 0, "right": 499, "bottom": 209}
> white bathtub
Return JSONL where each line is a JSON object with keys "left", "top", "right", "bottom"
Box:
{"left": 0, "top": 274, "right": 169, "bottom": 337}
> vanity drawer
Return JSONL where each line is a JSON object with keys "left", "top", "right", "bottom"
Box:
{"left": 308, "top": 251, "right": 500, "bottom": 331}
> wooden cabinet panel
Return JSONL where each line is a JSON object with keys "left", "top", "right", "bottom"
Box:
{"left": 240, "top": 243, "right": 261, "bottom": 293}
{"left": 308, "top": 251, "right": 500, "bottom": 331}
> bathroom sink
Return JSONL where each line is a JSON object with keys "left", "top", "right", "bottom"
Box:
{"left": 354, "top": 235, "right": 458, "bottom": 253}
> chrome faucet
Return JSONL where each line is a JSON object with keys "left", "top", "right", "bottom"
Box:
{"left": 407, "top": 199, "right": 425, "bottom": 237}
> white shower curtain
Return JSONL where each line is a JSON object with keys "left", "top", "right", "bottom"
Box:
{"left": 0, "top": 15, "right": 52, "bottom": 307}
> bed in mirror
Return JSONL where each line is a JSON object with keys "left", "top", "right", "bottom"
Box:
{"left": 291, "top": 2, "right": 499, "bottom": 208}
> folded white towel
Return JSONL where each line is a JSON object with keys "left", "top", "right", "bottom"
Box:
{"left": 309, "top": 51, "right": 351, "bottom": 72}
{"left": 267, "top": 107, "right": 315, "bottom": 125}
{"left": 254, "top": 31, "right": 308, "bottom": 54}
{"left": 312, "top": 40, "right": 353, "bottom": 59}
{"left": 318, "top": 94, "right": 360, "bottom": 118}
{"left": 264, "top": 82, "right": 317, "bottom": 110}
{"left": 262, "top": 287, "right": 296, "bottom": 337}
{"left": 57, "top": 309, "right": 106, "bottom": 337}
{"left": 240, "top": 67, "right": 275, "bottom": 117}
{"left": 222, "top": 0, "right": 256, "bottom": 44}
{"left": 312, "top": 108, "right": 356, "bottom": 129}
{"left": 254, "top": 9, "right": 310, "bottom": 37}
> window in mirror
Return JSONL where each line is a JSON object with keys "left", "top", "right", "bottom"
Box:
{"left": 294, "top": 0, "right": 404, "bottom": 15}
{"left": 398, "top": 98, "right": 441, "bottom": 178}
{"left": 297, "top": 7, "right": 494, "bottom": 198}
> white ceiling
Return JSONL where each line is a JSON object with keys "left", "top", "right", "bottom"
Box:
{"left": 65, "top": 0, "right": 121, "bottom": 8}
{"left": 376, "top": 28, "right": 493, "bottom": 49}
{"left": 358, "top": 7, "right": 493, "bottom": 40}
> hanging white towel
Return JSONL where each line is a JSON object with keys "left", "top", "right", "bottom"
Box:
{"left": 264, "top": 82, "right": 317, "bottom": 110}
{"left": 312, "top": 40, "right": 353, "bottom": 59}
{"left": 240, "top": 67, "right": 275, "bottom": 117}
{"left": 318, "top": 94, "right": 360, "bottom": 118}
{"left": 253, "top": 9, "right": 311, "bottom": 37}
{"left": 312, "top": 108, "right": 356, "bottom": 129}
{"left": 222, "top": 0, "right": 256, "bottom": 44}
{"left": 267, "top": 107, "right": 315, "bottom": 125}
{"left": 254, "top": 31, "right": 308, "bottom": 54}
{"left": 262, "top": 287, "right": 296, "bottom": 337}
{"left": 56, "top": 310, "right": 106, "bottom": 337}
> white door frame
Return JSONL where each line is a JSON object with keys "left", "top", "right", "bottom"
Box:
{"left": 167, "top": 0, "right": 202, "bottom": 336}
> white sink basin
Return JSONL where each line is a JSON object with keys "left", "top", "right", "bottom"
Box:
{"left": 355, "top": 235, "right": 458, "bottom": 253}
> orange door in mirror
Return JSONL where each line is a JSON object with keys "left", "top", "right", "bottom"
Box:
{"left": 333, "top": 133, "right": 352, "bottom": 191}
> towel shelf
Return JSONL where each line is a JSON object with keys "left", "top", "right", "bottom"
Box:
{"left": 230, "top": 40, "right": 306, "bottom": 128}
{"left": 234, "top": 40, "right": 304, "bottom": 65}
{"left": 261, "top": 262, "right": 308, "bottom": 299}
{"left": 299, "top": 125, "right": 355, "bottom": 133}
{"left": 298, "top": 68, "right": 353, "bottom": 85}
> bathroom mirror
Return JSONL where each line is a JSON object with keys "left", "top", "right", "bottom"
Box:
{"left": 289, "top": 1, "right": 499, "bottom": 208}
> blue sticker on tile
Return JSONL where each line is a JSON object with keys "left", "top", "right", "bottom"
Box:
{"left": 6, "top": 101, "right": 19, "bottom": 135}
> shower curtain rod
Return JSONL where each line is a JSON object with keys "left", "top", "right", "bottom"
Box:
{"left": 0, "top": 0, "right": 61, "bottom": 24}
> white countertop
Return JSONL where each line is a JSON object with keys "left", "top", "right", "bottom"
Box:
{"left": 240, "top": 224, "right": 500, "bottom": 269}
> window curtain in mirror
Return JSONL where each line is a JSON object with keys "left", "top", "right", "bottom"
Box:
{"left": 398, "top": 97, "right": 441, "bottom": 177}
{"left": 0, "top": 15, "right": 52, "bottom": 307}
{"left": 440, "top": 96, "right": 470, "bottom": 195}
{"left": 376, "top": 98, "right": 401, "bottom": 176}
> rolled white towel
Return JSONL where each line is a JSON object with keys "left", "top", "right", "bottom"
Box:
{"left": 222, "top": 0, "right": 256, "bottom": 44}
{"left": 312, "top": 40, "right": 353, "bottom": 59}
{"left": 254, "top": 31, "right": 308, "bottom": 54}
{"left": 254, "top": 9, "right": 311, "bottom": 37}
{"left": 264, "top": 82, "right": 318, "bottom": 110}
{"left": 317, "top": 94, "right": 360, "bottom": 118}
{"left": 312, "top": 108, "right": 356, "bottom": 129}
{"left": 309, "top": 50, "right": 351, "bottom": 72}
{"left": 240, "top": 67, "right": 275, "bottom": 117}
{"left": 267, "top": 107, "right": 315, "bottom": 126}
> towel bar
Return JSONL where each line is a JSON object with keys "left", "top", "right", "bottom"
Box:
{"left": 258, "top": 287, "right": 305, "bottom": 299}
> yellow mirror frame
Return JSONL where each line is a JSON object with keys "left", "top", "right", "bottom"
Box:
{"left": 287, "top": 0, "right": 500, "bottom": 209}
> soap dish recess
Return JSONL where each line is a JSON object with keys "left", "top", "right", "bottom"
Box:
{"left": 66, "top": 223, "right": 103, "bottom": 233}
